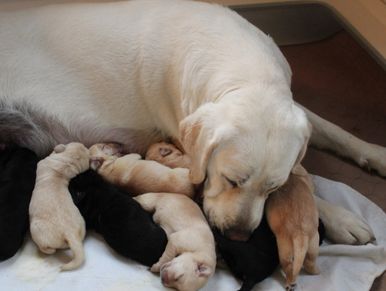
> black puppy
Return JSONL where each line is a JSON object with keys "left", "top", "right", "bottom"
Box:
{"left": 214, "top": 217, "right": 279, "bottom": 291}
{"left": 214, "top": 218, "right": 326, "bottom": 291}
{"left": 68, "top": 170, "right": 167, "bottom": 267}
{"left": 0, "top": 146, "right": 38, "bottom": 261}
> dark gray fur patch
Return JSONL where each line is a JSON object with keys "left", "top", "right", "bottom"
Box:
{"left": 0, "top": 100, "right": 70, "bottom": 157}
{"left": 0, "top": 100, "right": 166, "bottom": 157}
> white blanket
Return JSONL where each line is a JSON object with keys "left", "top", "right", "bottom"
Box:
{"left": 1, "top": 175, "right": 385, "bottom": 291}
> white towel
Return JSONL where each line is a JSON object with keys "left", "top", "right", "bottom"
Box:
{"left": 1, "top": 175, "right": 385, "bottom": 291}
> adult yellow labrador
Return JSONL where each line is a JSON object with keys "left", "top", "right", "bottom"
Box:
{"left": 0, "top": 0, "right": 383, "bottom": 244}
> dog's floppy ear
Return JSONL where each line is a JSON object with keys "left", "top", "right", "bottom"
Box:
{"left": 54, "top": 144, "right": 66, "bottom": 153}
{"left": 179, "top": 121, "right": 219, "bottom": 184}
{"left": 179, "top": 103, "right": 225, "bottom": 185}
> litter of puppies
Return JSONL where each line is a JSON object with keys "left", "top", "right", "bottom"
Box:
{"left": 0, "top": 141, "right": 326, "bottom": 290}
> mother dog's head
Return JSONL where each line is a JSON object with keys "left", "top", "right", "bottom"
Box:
{"left": 179, "top": 90, "right": 311, "bottom": 240}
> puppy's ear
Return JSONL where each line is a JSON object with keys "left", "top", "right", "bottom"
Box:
{"left": 196, "top": 263, "right": 212, "bottom": 278}
{"left": 90, "top": 157, "right": 104, "bottom": 170}
{"left": 54, "top": 144, "right": 66, "bottom": 153}
{"left": 179, "top": 103, "right": 228, "bottom": 184}
{"left": 159, "top": 147, "right": 173, "bottom": 157}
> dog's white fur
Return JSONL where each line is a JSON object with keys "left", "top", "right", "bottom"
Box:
{"left": 135, "top": 193, "right": 216, "bottom": 291}
{"left": 29, "top": 142, "right": 89, "bottom": 271}
{"left": 0, "top": 0, "right": 382, "bottom": 243}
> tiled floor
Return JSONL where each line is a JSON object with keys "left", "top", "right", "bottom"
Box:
{"left": 280, "top": 31, "right": 386, "bottom": 290}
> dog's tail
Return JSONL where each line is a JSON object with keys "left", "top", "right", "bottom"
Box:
{"left": 61, "top": 236, "right": 85, "bottom": 271}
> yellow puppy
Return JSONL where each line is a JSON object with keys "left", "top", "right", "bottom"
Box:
{"left": 265, "top": 165, "right": 320, "bottom": 291}
{"left": 89, "top": 143, "right": 194, "bottom": 198}
{"left": 135, "top": 193, "right": 216, "bottom": 291}
{"left": 29, "top": 142, "right": 89, "bottom": 271}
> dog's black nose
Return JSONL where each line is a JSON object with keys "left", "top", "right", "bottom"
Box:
{"left": 224, "top": 229, "right": 250, "bottom": 241}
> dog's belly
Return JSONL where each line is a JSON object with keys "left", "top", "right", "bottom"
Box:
{"left": 0, "top": 5, "right": 168, "bottom": 155}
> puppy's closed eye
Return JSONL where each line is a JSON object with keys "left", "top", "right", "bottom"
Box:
{"left": 196, "top": 263, "right": 212, "bottom": 277}
{"left": 174, "top": 274, "right": 184, "bottom": 281}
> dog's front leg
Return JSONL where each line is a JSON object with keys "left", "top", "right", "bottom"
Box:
{"left": 298, "top": 104, "right": 386, "bottom": 176}
{"left": 315, "top": 196, "right": 374, "bottom": 245}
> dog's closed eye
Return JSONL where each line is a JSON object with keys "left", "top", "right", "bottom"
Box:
{"left": 224, "top": 175, "right": 237, "bottom": 188}
{"left": 223, "top": 175, "right": 250, "bottom": 188}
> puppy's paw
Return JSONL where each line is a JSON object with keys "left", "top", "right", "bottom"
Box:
{"left": 150, "top": 262, "right": 161, "bottom": 273}
{"left": 39, "top": 246, "right": 56, "bottom": 255}
{"left": 286, "top": 283, "right": 297, "bottom": 291}
{"left": 321, "top": 203, "right": 374, "bottom": 245}
{"left": 304, "top": 263, "right": 320, "bottom": 275}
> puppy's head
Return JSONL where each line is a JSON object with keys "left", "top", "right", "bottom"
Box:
{"left": 50, "top": 142, "right": 90, "bottom": 177}
{"left": 180, "top": 92, "right": 311, "bottom": 240}
{"left": 160, "top": 253, "right": 213, "bottom": 291}
{"left": 88, "top": 143, "right": 123, "bottom": 170}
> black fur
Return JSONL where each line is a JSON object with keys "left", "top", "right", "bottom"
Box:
{"left": 215, "top": 217, "right": 326, "bottom": 291}
{"left": 68, "top": 170, "right": 167, "bottom": 267}
{"left": 0, "top": 146, "right": 38, "bottom": 261}
{"left": 214, "top": 217, "right": 279, "bottom": 291}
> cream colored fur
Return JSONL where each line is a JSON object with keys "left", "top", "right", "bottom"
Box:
{"left": 29, "top": 142, "right": 90, "bottom": 271}
{"left": 0, "top": 0, "right": 380, "bottom": 244}
{"left": 134, "top": 193, "right": 216, "bottom": 291}
{"left": 89, "top": 143, "right": 195, "bottom": 197}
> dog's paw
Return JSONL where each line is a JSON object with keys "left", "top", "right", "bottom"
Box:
{"left": 320, "top": 203, "right": 374, "bottom": 245}
{"left": 359, "top": 143, "right": 386, "bottom": 177}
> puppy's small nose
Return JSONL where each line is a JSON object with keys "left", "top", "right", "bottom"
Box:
{"left": 161, "top": 272, "right": 171, "bottom": 286}
{"left": 224, "top": 229, "right": 250, "bottom": 241}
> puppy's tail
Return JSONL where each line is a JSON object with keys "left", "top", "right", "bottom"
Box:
{"left": 61, "top": 236, "right": 85, "bottom": 271}
{"left": 291, "top": 236, "right": 308, "bottom": 280}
